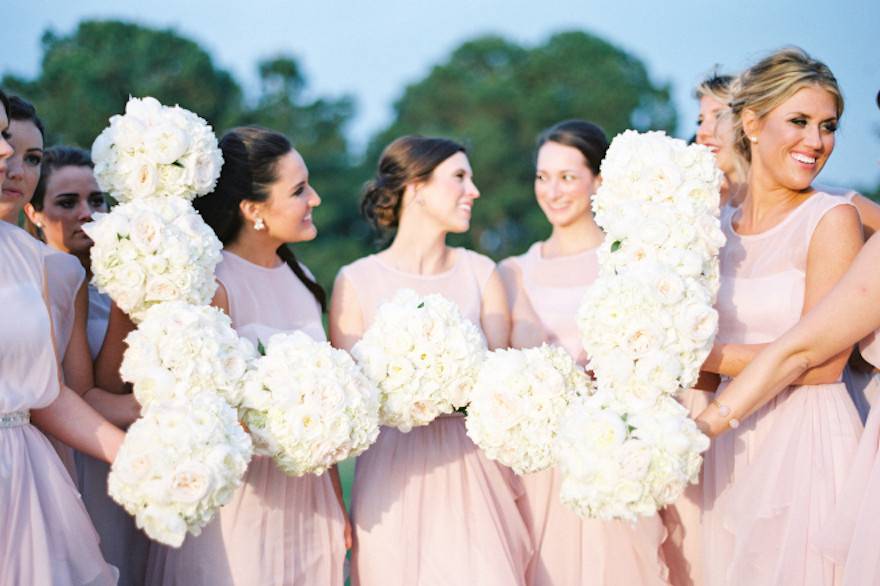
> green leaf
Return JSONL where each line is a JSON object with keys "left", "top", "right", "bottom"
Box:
{"left": 257, "top": 339, "right": 266, "bottom": 356}
{"left": 610, "top": 240, "right": 622, "bottom": 253}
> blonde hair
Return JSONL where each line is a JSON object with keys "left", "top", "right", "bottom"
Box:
{"left": 730, "top": 47, "right": 843, "bottom": 161}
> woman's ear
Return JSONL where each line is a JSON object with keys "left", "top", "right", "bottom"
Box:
{"left": 23, "top": 202, "right": 44, "bottom": 228}
{"left": 238, "top": 199, "right": 262, "bottom": 224}
{"left": 741, "top": 108, "right": 762, "bottom": 143}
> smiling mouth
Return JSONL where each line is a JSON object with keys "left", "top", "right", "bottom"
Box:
{"left": 791, "top": 152, "right": 817, "bottom": 165}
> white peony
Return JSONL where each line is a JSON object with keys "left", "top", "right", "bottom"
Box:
{"left": 108, "top": 392, "right": 253, "bottom": 547}
{"left": 465, "top": 344, "right": 593, "bottom": 475}
{"left": 91, "top": 96, "right": 223, "bottom": 202}
{"left": 84, "top": 196, "right": 222, "bottom": 322}
{"left": 352, "top": 289, "right": 488, "bottom": 432}
{"left": 120, "top": 302, "right": 257, "bottom": 409}
{"left": 240, "top": 330, "right": 381, "bottom": 476}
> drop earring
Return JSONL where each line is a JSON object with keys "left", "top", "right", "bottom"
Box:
{"left": 254, "top": 217, "right": 265, "bottom": 231}
{"left": 749, "top": 136, "right": 758, "bottom": 144}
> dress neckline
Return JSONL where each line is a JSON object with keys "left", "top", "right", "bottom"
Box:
{"left": 726, "top": 191, "right": 826, "bottom": 241}
{"left": 222, "top": 249, "right": 287, "bottom": 272}
{"left": 371, "top": 247, "right": 464, "bottom": 279}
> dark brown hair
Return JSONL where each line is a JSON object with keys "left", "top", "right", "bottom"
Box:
{"left": 8, "top": 95, "right": 44, "bottom": 139}
{"left": 536, "top": 119, "right": 608, "bottom": 176}
{"left": 194, "top": 126, "right": 326, "bottom": 311}
{"left": 361, "top": 135, "right": 465, "bottom": 235}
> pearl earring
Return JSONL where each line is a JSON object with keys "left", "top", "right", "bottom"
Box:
{"left": 254, "top": 217, "right": 265, "bottom": 231}
{"left": 749, "top": 136, "right": 758, "bottom": 144}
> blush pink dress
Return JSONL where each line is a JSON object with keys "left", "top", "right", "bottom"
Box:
{"left": 703, "top": 193, "right": 863, "bottom": 586}
{"left": 0, "top": 220, "right": 117, "bottom": 586}
{"left": 340, "top": 248, "right": 533, "bottom": 586}
{"left": 146, "top": 250, "right": 346, "bottom": 586}
{"left": 814, "top": 332, "right": 880, "bottom": 585}
{"left": 508, "top": 242, "right": 670, "bottom": 586}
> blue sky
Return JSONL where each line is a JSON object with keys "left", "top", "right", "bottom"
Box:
{"left": 7, "top": 0, "right": 879, "bottom": 189}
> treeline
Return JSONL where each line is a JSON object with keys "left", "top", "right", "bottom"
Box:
{"left": 4, "top": 20, "right": 678, "bottom": 289}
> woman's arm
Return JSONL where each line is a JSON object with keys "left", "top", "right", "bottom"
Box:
{"left": 64, "top": 283, "right": 139, "bottom": 426}
{"left": 497, "top": 259, "right": 545, "bottom": 350}
{"left": 94, "top": 302, "right": 136, "bottom": 393}
{"left": 329, "top": 465, "right": 352, "bottom": 549}
{"left": 698, "top": 204, "right": 863, "bottom": 436}
{"left": 31, "top": 385, "right": 125, "bottom": 463}
{"left": 328, "top": 272, "right": 364, "bottom": 352}
{"left": 480, "top": 268, "right": 511, "bottom": 351}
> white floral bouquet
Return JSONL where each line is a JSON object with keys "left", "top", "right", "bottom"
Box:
{"left": 465, "top": 344, "right": 593, "bottom": 475}
{"left": 84, "top": 195, "right": 222, "bottom": 322}
{"left": 120, "top": 302, "right": 257, "bottom": 409}
{"left": 578, "top": 263, "right": 717, "bottom": 411}
{"left": 352, "top": 288, "right": 487, "bottom": 432}
{"left": 108, "top": 392, "right": 253, "bottom": 547}
{"left": 240, "top": 330, "right": 381, "bottom": 476}
{"left": 578, "top": 131, "right": 724, "bottom": 402}
{"left": 92, "top": 96, "right": 223, "bottom": 202}
{"left": 555, "top": 391, "right": 709, "bottom": 521}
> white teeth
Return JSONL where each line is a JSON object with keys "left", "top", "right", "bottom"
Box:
{"left": 792, "top": 153, "right": 816, "bottom": 164}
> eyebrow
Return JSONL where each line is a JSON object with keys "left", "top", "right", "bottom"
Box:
{"left": 788, "top": 110, "right": 838, "bottom": 121}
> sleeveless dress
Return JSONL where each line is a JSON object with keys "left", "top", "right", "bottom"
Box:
{"left": 43, "top": 248, "right": 87, "bottom": 480}
{"left": 702, "top": 192, "right": 863, "bottom": 585}
{"left": 814, "top": 327, "right": 880, "bottom": 585}
{"left": 0, "top": 220, "right": 117, "bottom": 586}
{"left": 75, "top": 285, "right": 149, "bottom": 586}
{"left": 146, "top": 250, "right": 346, "bottom": 585}
{"left": 342, "top": 248, "right": 533, "bottom": 586}
{"left": 508, "top": 242, "right": 669, "bottom": 586}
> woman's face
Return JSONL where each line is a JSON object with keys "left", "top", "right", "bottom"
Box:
{"left": 411, "top": 151, "right": 480, "bottom": 234}
{"left": 747, "top": 85, "right": 838, "bottom": 192}
{"left": 0, "top": 119, "right": 42, "bottom": 222}
{"left": 257, "top": 150, "right": 321, "bottom": 244}
{"left": 31, "top": 165, "right": 108, "bottom": 255}
{"left": 534, "top": 141, "right": 599, "bottom": 228}
{"left": 696, "top": 95, "right": 737, "bottom": 177}
{"left": 0, "top": 108, "right": 12, "bottom": 184}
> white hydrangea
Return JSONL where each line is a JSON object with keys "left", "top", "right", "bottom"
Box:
{"left": 84, "top": 195, "right": 222, "bottom": 322}
{"left": 240, "top": 330, "right": 381, "bottom": 476}
{"left": 120, "top": 302, "right": 257, "bottom": 409}
{"left": 556, "top": 391, "right": 709, "bottom": 522}
{"left": 108, "top": 392, "right": 253, "bottom": 547}
{"left": 92, "top": 96, "right": 223, "bottom": 202}
{"left": 352, "top": 288, "right": 487, "bottom": 432}
{"left": 465, "top": 344, "right": 593, "bottom": 475}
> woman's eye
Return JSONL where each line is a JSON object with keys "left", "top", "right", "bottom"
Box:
{"left": 59, "top": 200, "right": 76, "bottom": 209}
{"left": 563, "top": 174, "right": 576, "bottom": 181}
{"left": 822, "top": 121, "right": 838, "bottom": 133}
{"left": 24, "top": 154, "right": 42, "bottom": 166}
{"left": 790, "top": 118, "right": 807, "bottom": 127}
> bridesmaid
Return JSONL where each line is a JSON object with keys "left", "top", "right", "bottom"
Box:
{"left": 2, "top": 98, "right": 138, "bottom": 471}
{"left": 696, "top": 48, "right": 863, "bottom": 585}
{"left": 330, "top": 135, "right": 533, "bottom": 585}
{"left": 24, "top": 145, "right": 148, "bottom": 586}
{"left": 146, "top": 127, "right": 347, "bottom": 585}
{"left": 0, "top": 87, "right": 123, "bottom": 586}
{"left": 694, "top": 71, "right": 745, "bottom": 208}
{"left": 498, "top": 119, "right": 669, "bottom": 585}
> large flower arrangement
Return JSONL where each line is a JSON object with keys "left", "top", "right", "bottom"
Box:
{"left": 84, "top": 196, "right": 222, "bottom": 322}
{"left": 352, "top": 288, "right": 487, "bottom": 432}
{"left": 465, "top": 344, "right": 592, "bottom": 475}
{"left": 560, "top": 130, "right": 723, "bottom": 520}
{"left": 240, "top": 330, "right": 381, "bottom": 476}
{"left": 91, "top": 96, "right": 223, "bottom": 203}
{"left": 119, "top": 302, "right": 256, "bottom": 409}
{"left": 108, "top": 392, "right": 253, "bottom": 547}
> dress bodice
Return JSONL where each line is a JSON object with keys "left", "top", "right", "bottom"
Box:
{"left": 508, "top": 241, "right": 599, "bottom": 361}
{"left": 338, "top": 247, "right": 496, "bottom": 330}
{"left": 716, "top": 192, "right": 853, "bottom": 346}
{"left": 215, "top": 250, "right": 325, "bottom": 344}
{"left": 0, "top": 222, "right": 61, "bottom": 412}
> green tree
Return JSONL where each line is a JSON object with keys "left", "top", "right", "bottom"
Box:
{"left": 369, "top": 31, "right": 677, "bottom": 259}
{"left": 3, "top": 20, "right": 243, "bottom": 148}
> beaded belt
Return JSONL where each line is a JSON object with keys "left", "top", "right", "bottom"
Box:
{"left": 0, "top": 411, "right": 30, "bottom": 428}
